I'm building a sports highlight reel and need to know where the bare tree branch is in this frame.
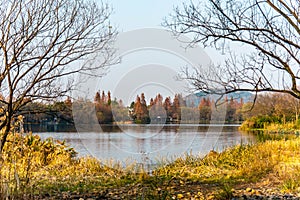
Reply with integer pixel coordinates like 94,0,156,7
0,0,116,151
164,0,300,100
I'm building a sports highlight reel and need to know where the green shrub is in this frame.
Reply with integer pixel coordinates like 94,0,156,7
240,116,281,130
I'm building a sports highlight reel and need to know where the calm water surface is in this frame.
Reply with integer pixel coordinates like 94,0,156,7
36,124,255,167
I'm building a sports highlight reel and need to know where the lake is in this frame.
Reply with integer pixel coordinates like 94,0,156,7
36,124,255,169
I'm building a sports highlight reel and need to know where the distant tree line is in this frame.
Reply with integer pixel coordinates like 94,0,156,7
8,91,246,129
12,91,128,128
129,93,245,124
129,93,185,124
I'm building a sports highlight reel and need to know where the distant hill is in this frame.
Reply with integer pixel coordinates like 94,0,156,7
184,91,254,107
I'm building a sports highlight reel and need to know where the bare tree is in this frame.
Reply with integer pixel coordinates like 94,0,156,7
164,0,300,99
0,0,116,151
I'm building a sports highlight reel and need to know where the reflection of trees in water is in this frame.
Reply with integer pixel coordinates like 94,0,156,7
197,125,209,132
161,125,179,133
24,123,123,133
24,123,77,133
100,124,122,133
24,122,241,135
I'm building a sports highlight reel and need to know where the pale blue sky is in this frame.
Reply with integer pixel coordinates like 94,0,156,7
89,0,226,104
95,0,281,106
108,0,188,31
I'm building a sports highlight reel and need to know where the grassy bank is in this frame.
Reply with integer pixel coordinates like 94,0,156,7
240,116,300,135
1,132,300,199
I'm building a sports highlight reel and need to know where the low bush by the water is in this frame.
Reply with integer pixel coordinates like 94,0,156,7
239,116,282,130
240,116,300,135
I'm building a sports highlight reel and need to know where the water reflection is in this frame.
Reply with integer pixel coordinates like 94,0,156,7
36,124,255,169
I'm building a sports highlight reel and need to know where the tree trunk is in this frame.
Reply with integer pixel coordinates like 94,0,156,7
0,115,12,152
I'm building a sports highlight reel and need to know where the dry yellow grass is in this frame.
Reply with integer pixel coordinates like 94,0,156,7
1,132,300,199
